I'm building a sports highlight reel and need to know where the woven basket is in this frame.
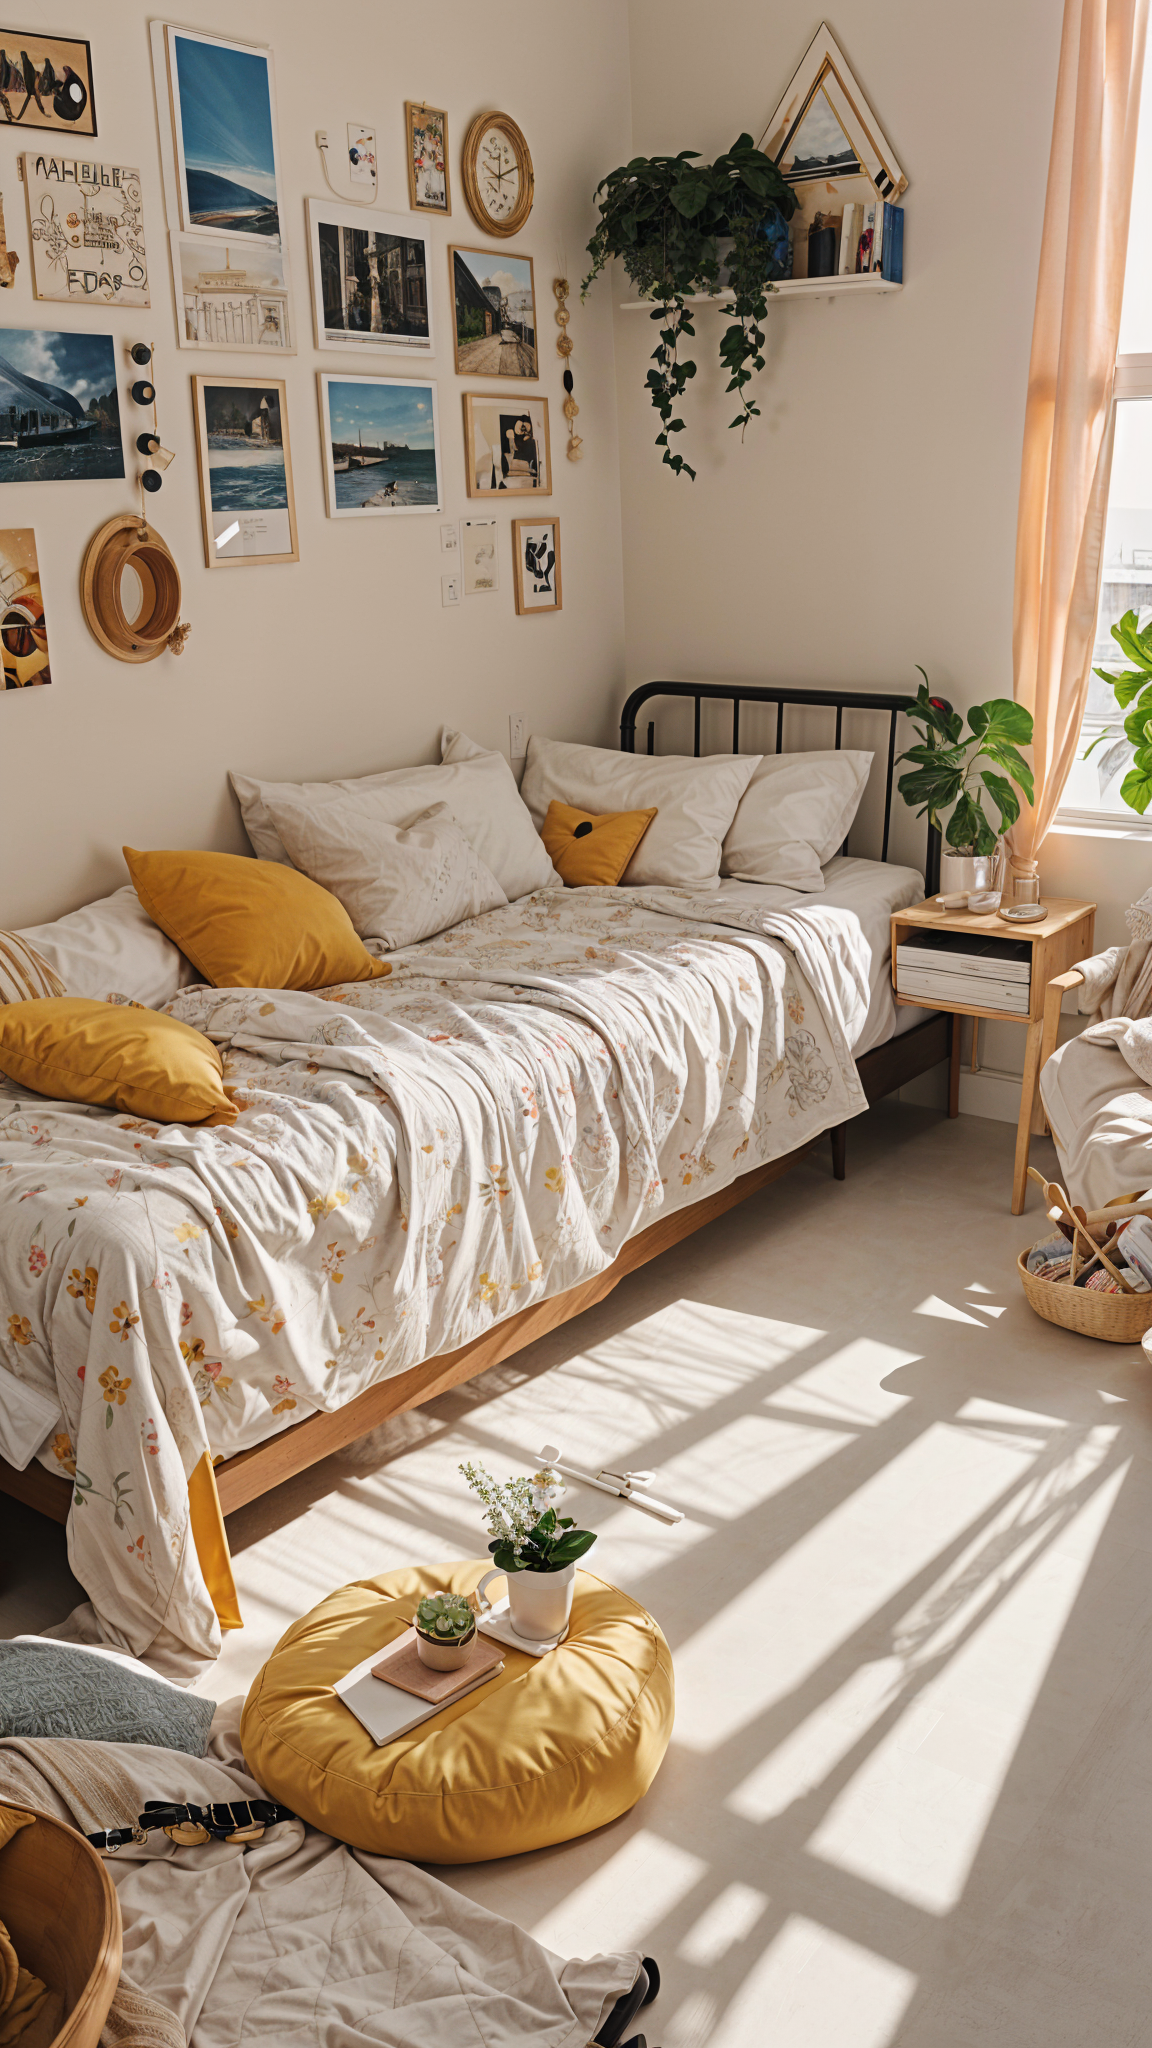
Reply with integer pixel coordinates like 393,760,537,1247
1017,1245,1152,1343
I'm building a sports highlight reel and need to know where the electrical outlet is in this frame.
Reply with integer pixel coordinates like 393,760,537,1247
509,714,526,759
315,129,328,150
441,573,460,607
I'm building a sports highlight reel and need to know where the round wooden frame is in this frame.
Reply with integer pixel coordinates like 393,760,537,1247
460,111,534,238
80,515,185,664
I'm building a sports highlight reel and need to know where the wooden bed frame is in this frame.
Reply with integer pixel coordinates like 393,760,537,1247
1,681,951,1529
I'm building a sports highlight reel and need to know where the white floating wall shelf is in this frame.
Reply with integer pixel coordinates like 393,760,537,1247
619,276,902,312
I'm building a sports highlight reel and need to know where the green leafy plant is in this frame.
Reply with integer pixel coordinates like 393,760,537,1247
1084,607,1152,813
460,1458,597,1575
895,669,1035,855
581,136,796,479
414,1590,476,1642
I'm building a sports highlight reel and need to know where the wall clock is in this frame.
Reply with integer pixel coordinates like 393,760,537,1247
460,112,534,237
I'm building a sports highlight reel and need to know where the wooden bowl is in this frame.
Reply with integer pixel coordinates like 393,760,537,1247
0,1808,121,2047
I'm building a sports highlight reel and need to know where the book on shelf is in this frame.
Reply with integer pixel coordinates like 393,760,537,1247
895,931,1031,1013
369,1625,503,1704
857,200,878,273
838,203,863,276
880,202,903,283
335,1635,504,1746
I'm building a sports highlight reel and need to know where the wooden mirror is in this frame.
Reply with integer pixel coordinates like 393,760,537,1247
80,514,190,663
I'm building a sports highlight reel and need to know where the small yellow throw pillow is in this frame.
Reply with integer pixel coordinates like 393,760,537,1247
540,800,659,888
124,847,389,992
0,998,238,1126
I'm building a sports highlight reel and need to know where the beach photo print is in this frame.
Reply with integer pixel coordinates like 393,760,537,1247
318,373,442,518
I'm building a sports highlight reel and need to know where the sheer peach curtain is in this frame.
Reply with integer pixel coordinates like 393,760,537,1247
1008,0,1149,886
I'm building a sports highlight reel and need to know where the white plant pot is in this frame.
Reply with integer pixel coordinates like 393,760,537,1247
476,1555,588,1641
415,1625,475,1670
940,850,999,898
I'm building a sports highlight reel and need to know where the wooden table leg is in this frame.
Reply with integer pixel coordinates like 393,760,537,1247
948,1014,961,1118
1013,1015,1046,1214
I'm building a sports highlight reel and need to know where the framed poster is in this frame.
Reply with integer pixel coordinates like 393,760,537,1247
170,230,292,353
23,152,148,306
0,31,94,135
305,197,433,356
164,26,282,243
192,375,298,568
317,372,442,518
450,246,537,378
462,393,550,497
0,328,122,479
512,518,561,614
461,515,499,594
0,528,49,687
405,102,450,214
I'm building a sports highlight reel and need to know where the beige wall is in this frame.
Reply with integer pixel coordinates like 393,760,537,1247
1,0,631,928
618,0,1152,1104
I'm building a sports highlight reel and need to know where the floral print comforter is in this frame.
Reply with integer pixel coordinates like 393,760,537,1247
0,886,869,1661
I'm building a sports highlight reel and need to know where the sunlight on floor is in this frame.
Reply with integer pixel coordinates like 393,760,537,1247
694,1916,916,2048
530,1830,706,1954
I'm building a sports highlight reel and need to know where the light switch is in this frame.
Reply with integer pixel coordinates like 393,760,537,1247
441,573,461,606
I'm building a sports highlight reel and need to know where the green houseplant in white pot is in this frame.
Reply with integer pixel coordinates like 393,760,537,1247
461,1459,597,1643
413,1589,478,1670
895,670,1035,894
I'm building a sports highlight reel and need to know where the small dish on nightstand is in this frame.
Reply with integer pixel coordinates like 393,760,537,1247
966,891,1001,914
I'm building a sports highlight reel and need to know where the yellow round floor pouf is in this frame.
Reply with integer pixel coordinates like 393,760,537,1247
240,1561,674,1864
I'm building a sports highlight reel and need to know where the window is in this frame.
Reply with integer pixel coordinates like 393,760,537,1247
1059,35,1152,831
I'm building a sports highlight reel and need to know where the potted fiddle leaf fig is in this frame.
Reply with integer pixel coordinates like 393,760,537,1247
581,135,796,479
896,670,1035,889
1084,606,1152,813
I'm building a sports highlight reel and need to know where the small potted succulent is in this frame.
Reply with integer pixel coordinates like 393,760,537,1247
413,1589,477,1670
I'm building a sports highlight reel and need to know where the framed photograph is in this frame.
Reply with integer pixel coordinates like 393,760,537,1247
170,230,293,353
450,246,537,378
461,515,499,595
512,518,561,614
462,393,550,496
192,375,298,568
23,152,148,307
405,102,450,215
0,529,49,688
317,373,442,518
0,30,94,135
305,197,432,356
0,329,122,480
164,26,282,243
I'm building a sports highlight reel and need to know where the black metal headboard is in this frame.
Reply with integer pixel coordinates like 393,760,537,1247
619,680,942,895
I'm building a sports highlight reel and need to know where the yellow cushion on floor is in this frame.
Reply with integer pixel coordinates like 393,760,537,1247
240,1562,674,1864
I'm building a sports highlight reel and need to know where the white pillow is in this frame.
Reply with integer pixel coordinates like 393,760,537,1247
264,793,507,952
14,885,198,1006
519,737,760,891
231,745,558,902
721,750,873,890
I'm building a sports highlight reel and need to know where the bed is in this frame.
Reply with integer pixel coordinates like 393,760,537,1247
0,682,949,1663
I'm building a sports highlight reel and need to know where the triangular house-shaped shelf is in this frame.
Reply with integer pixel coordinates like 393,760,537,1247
759,23,907,280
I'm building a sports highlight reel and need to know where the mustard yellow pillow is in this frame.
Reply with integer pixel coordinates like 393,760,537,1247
123,847,389,992
0,998,237,1126
540,801,658,887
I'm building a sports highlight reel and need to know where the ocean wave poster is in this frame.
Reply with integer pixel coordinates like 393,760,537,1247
167,27,281,245
0,328,122,480
317,372,442,519
193,374,298,568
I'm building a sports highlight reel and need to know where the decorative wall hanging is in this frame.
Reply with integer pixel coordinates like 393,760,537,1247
192,373,298,568
405,102,450,215
461,515,498,594
126,342,175,498
462,393,550,497
305,198,433,356
22,151,148,305
553,278,581,460
315,122,378,207
460,112,533,237
758,22,907,281
0,31,94,136
0,328,123,480
317,371,442,517
450,246,537,378
0,528,49,688
149,23,296,355
512,517,560,614
80,514,189,662
0,194,16,284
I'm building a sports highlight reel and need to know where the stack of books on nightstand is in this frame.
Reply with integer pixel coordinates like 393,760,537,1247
895,930,1032,1014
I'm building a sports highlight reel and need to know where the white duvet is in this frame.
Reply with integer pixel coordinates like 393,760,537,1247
0,883,888,1663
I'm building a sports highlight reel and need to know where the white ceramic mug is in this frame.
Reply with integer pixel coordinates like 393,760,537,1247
475,1560,578,1641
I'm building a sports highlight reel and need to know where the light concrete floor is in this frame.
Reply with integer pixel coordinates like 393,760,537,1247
5,1100,1152,2048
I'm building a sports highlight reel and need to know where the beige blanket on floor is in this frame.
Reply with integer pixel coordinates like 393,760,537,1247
0,1709,635,2047
1074,886,1152,1020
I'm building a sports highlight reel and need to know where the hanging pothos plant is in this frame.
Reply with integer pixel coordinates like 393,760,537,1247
581,134,796,480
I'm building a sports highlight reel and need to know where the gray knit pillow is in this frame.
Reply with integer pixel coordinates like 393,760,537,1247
0,1639,215,1756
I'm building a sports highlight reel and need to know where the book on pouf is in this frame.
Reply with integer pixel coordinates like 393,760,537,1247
370,1626,503,1702
334,1629,505,1747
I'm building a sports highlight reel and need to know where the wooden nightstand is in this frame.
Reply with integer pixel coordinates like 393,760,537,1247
890,897,1096,1214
